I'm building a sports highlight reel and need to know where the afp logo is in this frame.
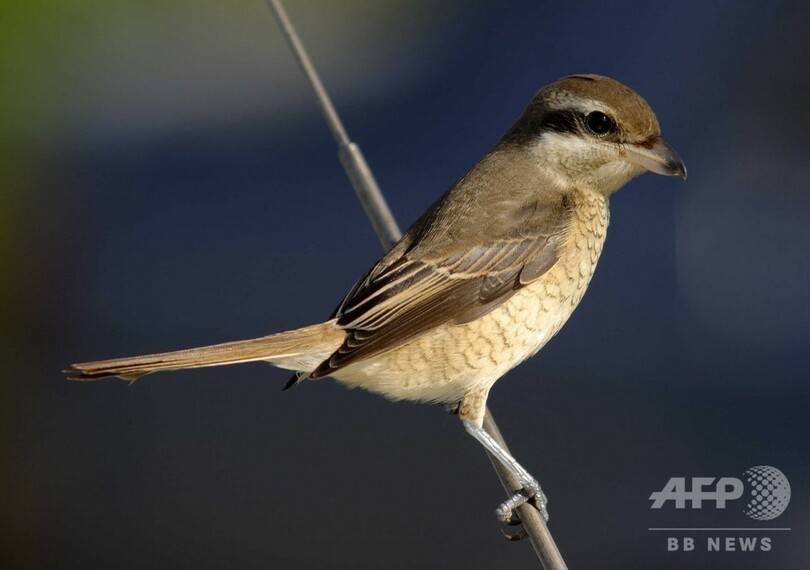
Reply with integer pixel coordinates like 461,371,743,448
649,465,791,520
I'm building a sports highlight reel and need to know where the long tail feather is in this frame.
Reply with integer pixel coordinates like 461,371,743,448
66,321,344,382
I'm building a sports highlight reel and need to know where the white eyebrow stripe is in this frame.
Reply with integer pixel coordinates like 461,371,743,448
549,95,615,117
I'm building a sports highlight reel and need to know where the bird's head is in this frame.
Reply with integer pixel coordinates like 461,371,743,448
502,74,686,195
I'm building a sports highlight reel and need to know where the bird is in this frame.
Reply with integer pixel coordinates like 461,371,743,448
67,74,686,524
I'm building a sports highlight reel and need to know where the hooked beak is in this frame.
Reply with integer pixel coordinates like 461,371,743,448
624,137,687,179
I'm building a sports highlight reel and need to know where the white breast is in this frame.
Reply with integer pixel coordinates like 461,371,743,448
333,191,610,405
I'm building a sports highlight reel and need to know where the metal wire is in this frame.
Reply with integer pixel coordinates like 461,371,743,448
265,2,567,567
266,0,401,248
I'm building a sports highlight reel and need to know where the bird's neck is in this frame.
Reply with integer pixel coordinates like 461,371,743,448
569,188,610,253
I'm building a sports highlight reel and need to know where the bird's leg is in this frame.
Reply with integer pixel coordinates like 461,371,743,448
462,419,549,523
457,389,548,524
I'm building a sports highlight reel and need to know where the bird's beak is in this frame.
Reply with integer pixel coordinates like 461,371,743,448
624,137,687,179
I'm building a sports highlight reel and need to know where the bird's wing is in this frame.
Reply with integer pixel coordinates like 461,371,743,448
310,192,572,378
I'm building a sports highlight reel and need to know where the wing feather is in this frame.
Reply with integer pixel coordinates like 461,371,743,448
311,151,574,379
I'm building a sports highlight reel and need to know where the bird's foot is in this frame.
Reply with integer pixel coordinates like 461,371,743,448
459,418,550,527
495,477,549,525
500,506,527,541
502,527,529,541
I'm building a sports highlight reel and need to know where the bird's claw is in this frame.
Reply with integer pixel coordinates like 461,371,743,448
501,527,529,541
504,510,523,526
495,479,549,526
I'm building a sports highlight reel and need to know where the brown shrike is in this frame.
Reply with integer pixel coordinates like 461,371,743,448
68,74,686,523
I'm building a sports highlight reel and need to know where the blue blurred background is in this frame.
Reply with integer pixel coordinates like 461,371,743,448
2,0,808,568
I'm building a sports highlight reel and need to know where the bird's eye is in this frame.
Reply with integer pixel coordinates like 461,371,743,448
585,111,615,135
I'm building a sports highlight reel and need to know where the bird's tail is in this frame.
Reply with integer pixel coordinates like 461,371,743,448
66,321,345,382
